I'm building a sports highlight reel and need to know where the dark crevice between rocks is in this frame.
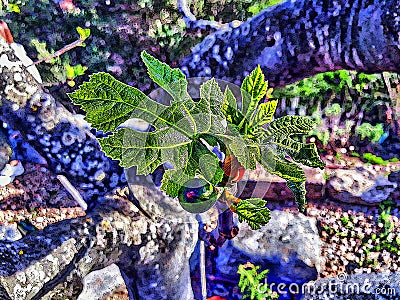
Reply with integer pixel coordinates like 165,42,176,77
30,237,90,300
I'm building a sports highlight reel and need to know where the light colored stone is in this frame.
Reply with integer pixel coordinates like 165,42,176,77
216,210,323,288
0,223,23,241
10,43,42,83
327,167,397,205
0,175,11,186
77,264,127,300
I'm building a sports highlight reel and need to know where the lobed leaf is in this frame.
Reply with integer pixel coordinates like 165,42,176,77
260,115,324,174
250,99,278,127
141,50,190,103
226,124,259,170
68,72,167,133
222,86,246,127
199,78,224,117
161,139,224,197
233,198,270,230
260,146,306,183
262,115,314,138
69,54,226,199
241,65,268,123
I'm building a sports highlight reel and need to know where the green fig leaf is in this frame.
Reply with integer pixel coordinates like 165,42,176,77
250,99,278,127
233,198,270,230
141,50,190,103
241,65,268,123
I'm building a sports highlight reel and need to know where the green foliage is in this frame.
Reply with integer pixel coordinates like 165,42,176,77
65,64,88,87
189,0,270,23
362,152,390,166
149,17,186,50
6,3,21,13
324,103,342,117
30,39,55,63
371,204,399,255
355,202,400,267
247,0,283,15
237,263,279,300
274,70,398,148
29,26,89,85
356,123,384,143
274,70,352,101
233,199,270,230
223,66,324,210
69,52,324,226
141,50,189,102
76,26,90,40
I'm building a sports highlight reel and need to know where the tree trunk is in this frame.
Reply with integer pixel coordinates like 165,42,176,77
180,0,400,88
0,38,197,300
1,0,400,298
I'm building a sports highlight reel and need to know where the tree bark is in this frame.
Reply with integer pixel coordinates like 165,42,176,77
0,39,197,300
180,0,400,88
1,0,400,298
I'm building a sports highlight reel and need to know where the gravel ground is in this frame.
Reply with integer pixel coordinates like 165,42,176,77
0,162,85,229
1,158,399,299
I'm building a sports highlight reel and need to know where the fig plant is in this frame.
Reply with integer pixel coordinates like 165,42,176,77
237,262,279,300
68,51,324,229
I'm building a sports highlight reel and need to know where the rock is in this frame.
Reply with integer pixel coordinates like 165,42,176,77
216,210,322,299
389,170,400,183
125,167,198,300
327,167,397,205
0,175,11,186
77,264,128,300
0,160,24,186
233,210,323,270
7,129,47,165
0,131,12,171
9,43,42,84
0,161,24,178
0,223,23,241
303,272,400,299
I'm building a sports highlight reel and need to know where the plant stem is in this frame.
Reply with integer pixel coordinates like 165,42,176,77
33,38,85,65
200,240,207,300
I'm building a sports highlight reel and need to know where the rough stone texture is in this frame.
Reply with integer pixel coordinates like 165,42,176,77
327,167,397,205
125,167,198,300
77,264,127,300
0,38,198,300
0,38,125,206
389,170,400,203
0,40,38,109
180,0,400,88
0,191,197,300
216,210,322,299
234,210,323,272
0,131,12,172
303,271,400,299
0,222,22,242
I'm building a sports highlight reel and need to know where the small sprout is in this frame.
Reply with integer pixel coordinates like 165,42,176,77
76,26,91,40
